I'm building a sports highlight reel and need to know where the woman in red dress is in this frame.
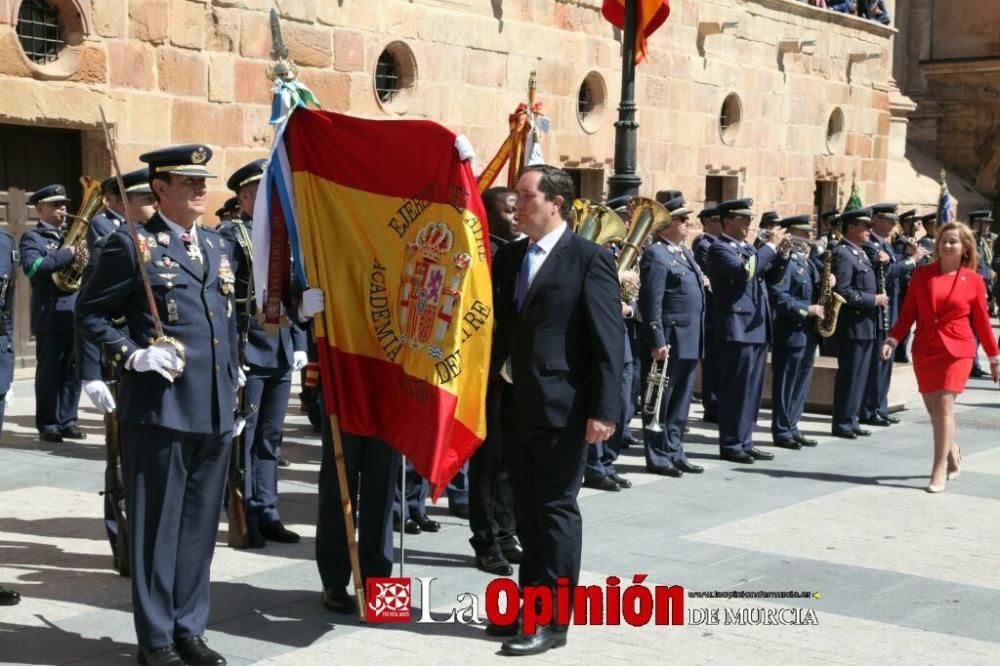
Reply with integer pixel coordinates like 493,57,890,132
882,222,1000,493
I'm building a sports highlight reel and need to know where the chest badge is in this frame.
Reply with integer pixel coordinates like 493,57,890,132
157,232,170,246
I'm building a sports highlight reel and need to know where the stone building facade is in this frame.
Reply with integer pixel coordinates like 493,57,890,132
0,0,904,368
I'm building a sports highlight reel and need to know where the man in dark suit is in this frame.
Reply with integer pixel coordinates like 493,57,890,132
221,158,307,548
0,226,19,606
831,208,885,439
638,195,705,476
489,165,623,656
20,184,85,443
706,199,787,464
76,144,237,666
693,207,720,423
768,215,824,449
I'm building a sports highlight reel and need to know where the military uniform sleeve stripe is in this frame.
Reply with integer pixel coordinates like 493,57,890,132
25,256,45,280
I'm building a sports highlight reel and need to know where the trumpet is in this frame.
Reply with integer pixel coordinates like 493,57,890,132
788,237,819,255
642,356,670,433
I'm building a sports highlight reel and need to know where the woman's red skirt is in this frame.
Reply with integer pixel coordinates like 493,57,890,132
914,348,973,394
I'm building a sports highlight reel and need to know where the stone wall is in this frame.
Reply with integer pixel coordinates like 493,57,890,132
0,0,897,218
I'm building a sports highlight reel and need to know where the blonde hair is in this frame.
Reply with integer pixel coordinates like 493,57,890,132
934,221,978,270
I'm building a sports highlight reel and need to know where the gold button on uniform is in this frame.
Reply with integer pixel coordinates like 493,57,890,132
213,338,219,346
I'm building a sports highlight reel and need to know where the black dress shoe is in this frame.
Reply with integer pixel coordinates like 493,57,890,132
773,438,802,450
60,426,87,440
501,626,567,656
403,518,422,534
703,414,719,424
749,448,775,461
277,456,291,468
449,503,470,519
260,520,300,543
853,428,872,437
174,636,226,665
794,434,819,447
675,461,704,474
500,541,523,564
970,366,988,378
137,645,186,666
413,514,441,532
883,414,900,424
622,434,641,449
582,476,621,491
860,415,891,427
476,552,513,576
646,465,683,477
39,432,62,443
321,587,356,614
486,616,520,637
0,585,21,605
720,451,754,464
832,430,857,439
610,472,632,489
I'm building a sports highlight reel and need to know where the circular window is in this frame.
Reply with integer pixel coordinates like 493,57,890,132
576,71,607,135
12,0,89,79
826,107,846,154
16,0,63,64
373,41,417,115
719,93,742,146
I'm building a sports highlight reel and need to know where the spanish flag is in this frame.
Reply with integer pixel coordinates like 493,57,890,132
262,108,493,493
602,0,671,64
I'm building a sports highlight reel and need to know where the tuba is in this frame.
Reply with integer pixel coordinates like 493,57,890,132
52,175,103,293
618,197,669,271
572,199,627,247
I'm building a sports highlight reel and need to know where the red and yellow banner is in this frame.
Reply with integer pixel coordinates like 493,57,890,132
602,0,671,64
284,109,493,493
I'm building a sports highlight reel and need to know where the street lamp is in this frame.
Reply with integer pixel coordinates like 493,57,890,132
607,0,640,202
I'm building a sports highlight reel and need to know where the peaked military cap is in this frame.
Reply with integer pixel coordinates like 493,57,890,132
917,212,937,224
899,209,917,222
717,198,754,217
139,144,216,178
839,207,873,228
664,195,691,217
655,190,683,206
227,158,268,194
870,202,899,220
697,207,719,220
967,209,993,223
101,168,152,196
215,196,240,219
779,214,812,230
760,211,780,227
820,208,840,222
28,184,69,206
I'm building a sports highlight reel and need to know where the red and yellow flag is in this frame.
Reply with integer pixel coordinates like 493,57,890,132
283,109,493,493
602,0,671,63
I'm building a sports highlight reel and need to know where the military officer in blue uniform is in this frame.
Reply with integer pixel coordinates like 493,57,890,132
75,145,237,666
754,210,781,250
220,158,307,548
859,203,925,426
768,215,824,449
638,195,706,475
20,184,85,442
87,169,155,248
693,207,720,422
0,226,17,606
830,208,885,439
215,196,239,224
706,198,788,463
78,172,157,574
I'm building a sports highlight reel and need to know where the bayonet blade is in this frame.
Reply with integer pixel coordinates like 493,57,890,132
269,9,288,61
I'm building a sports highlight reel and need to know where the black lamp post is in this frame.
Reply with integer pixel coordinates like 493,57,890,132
607,0,641,202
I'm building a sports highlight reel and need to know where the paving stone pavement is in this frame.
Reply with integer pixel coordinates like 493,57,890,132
1,342,998,664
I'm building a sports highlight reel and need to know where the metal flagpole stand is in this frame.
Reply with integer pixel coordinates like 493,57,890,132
399,455,406,577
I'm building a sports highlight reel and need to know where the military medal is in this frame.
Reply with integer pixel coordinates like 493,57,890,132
157,232,170,246
137,236,151,263
162,256,174,268
218,256,235,295
166,298,179,323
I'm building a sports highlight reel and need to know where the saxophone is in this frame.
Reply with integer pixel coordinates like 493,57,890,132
816,249,846,338
52,175,103,292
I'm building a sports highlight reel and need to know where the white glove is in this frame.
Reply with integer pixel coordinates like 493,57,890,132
83,380,116,414
238,366,247,388
3,388,12,407
127,344,183,382
297,288,324,321
292,351,308,371
234,417,246,437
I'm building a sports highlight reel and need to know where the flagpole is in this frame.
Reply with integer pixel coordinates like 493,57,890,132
265,8,366,621
399,454,406,577
608,0,641,201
